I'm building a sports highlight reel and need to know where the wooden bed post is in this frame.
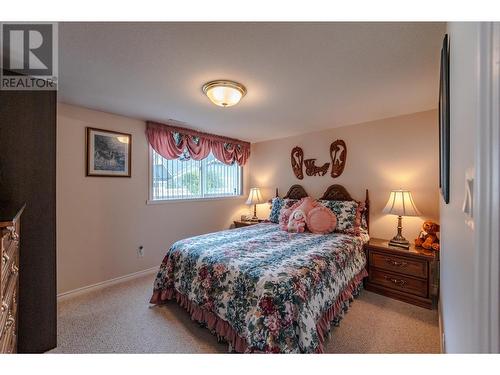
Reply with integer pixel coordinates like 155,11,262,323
365,189,370,234
267,187,280,206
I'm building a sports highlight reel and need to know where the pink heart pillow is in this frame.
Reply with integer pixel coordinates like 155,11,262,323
306,206,337,234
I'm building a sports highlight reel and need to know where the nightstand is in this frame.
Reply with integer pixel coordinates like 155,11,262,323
233,220,261,228
364,238,439,309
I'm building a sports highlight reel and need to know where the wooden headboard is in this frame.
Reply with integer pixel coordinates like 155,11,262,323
283,184,309,199
276,184,370,233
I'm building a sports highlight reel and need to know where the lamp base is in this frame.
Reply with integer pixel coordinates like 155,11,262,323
249,204,259,222
388,237,410,249
388,215,410,249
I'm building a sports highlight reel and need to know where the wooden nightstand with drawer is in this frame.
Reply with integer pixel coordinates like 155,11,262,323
233,220,262,228
364,238,439,309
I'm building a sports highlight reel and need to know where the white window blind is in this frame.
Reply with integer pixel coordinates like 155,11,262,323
151,149,242,201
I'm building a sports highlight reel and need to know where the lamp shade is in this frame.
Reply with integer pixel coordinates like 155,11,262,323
382,190,421,217
246,188,263,205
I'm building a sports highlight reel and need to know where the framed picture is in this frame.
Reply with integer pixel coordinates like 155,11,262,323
86,127,132,177
439,34,450,204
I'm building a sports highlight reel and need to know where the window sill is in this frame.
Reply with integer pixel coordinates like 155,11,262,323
146,195,245,205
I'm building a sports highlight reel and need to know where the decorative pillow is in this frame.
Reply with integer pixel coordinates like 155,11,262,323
269,197,299,223
306,206,337,234
279,207,293,230
361,209,368,230
318,200,365,235
269,197,283,223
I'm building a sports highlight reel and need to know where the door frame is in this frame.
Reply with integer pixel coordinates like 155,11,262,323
474,21,500,353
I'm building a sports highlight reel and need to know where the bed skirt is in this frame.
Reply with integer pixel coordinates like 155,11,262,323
150,268,368,353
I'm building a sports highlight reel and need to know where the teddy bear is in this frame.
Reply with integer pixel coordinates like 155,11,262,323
414,221,440,251
287,209,307,233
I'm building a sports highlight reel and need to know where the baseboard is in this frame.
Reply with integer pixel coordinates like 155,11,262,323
57,266,158,301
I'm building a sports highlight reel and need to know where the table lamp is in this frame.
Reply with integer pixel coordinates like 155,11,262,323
383,189,421,249
246,187,263,222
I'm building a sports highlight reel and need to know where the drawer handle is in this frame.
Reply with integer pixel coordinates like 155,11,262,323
6,315,15,328
384,258,408,267
7,226,19,241
384,275,406,287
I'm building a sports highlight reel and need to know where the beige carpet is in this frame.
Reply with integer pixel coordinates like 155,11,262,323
49,273,440,354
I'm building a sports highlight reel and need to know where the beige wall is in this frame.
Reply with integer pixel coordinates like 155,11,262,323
250,110,439,242
57,103,249,294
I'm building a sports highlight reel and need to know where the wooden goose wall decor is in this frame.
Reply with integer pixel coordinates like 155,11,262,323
330,139,347,178
290,146,304,180
290,140,347,179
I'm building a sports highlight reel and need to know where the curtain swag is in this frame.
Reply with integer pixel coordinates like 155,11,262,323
145,121,251,166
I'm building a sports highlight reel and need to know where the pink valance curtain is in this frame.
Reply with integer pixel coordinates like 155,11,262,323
145,121,250,166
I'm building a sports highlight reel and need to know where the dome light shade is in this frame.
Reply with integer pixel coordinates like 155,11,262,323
202,80,246,107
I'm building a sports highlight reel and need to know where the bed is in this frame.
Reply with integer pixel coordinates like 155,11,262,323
150,184,370,353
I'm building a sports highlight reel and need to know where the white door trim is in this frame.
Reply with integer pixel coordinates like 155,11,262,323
474,21,500,353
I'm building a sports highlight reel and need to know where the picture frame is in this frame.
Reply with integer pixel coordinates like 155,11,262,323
86,127,132,177
439,34,450,204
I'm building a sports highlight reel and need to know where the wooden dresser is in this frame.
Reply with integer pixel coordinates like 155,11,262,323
0,203,25,353
364,238,439,309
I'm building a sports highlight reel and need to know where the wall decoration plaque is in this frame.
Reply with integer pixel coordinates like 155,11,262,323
304,159,330,176
329,139,347,178
291,146,304,180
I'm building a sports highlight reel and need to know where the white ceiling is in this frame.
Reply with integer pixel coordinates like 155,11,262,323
58,22,445,143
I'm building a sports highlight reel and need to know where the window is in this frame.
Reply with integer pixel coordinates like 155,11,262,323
150,148,242,201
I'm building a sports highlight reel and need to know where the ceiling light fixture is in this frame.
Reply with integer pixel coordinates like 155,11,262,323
202,80,247,107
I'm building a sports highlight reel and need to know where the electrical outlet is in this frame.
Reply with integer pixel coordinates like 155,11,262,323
137,246,144,257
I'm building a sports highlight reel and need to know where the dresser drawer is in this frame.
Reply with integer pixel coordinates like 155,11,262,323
0,300,8,337
0,296,15,343
1,237,18,296
8,328,17,353
0,320,16,353
370,251,427,278
369,268,428,298
0,275,17,344
1,230,14,254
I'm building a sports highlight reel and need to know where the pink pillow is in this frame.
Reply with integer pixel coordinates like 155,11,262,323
306,206,337,234
279,207,293,231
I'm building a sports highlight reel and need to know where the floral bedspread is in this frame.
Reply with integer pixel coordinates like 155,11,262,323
151,223,368,353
